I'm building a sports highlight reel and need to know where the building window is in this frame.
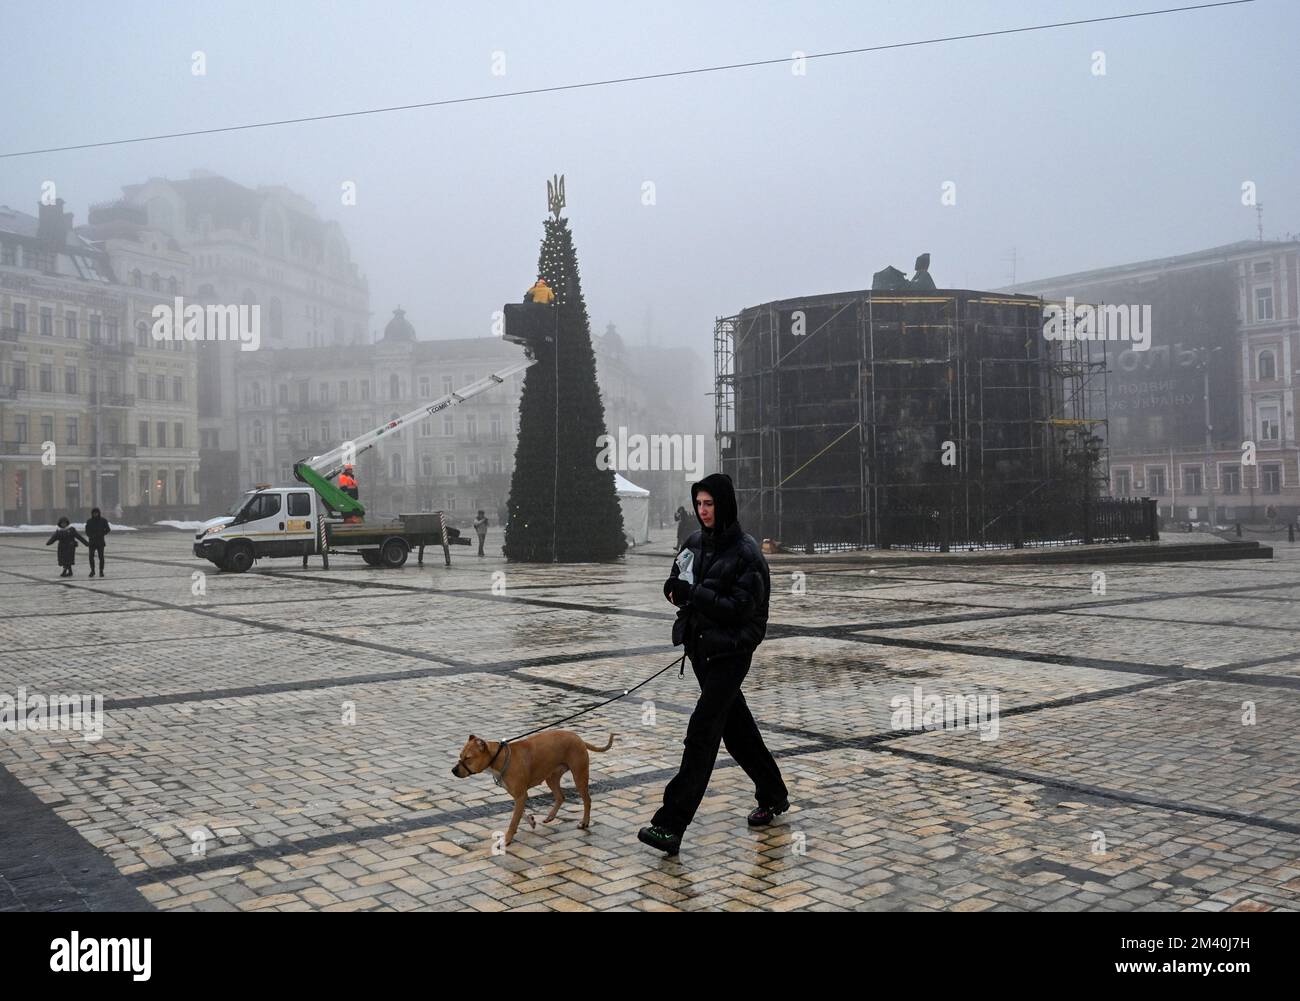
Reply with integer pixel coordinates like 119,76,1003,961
106,317,119,343
465,414,477,440
89,315,101,342
137,320,150,347
468,454,480,477
139,421,150,447
131,269,142,287
252,421,265,446
1145,466,1167,496
1221,464,1241,495
1113,468,1131,496
420,419,433,437
360,380,370,401
278,384,289,406
442,376,454,395
339,381,349,402
1181,465,1203,496
319,383,329,403
444,455,456,476
419,376,430,398
13,303,26,333
64,311,77,339
442,415,454,437
320,421,330,441
1254,286,1274,322
156,375,166,401
1259,403,1281,441
0,243,13,266
1261,462,1282,493
490,414,502,440
174,422,184,448
40,416,53,441
421,455,433,477
150,273,161,292
138,375,149,400
66,417,78,446
174,469,186,504
391,454,403,480
390,374,401,400
156,422,166,447
65,366,77,394
174,376,184,402
39,308,52,336
15,416,27,443
13,365,26,391
1258,349,1277,381
39,364,52,392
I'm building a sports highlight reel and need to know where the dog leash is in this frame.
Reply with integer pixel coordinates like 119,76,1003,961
501,649,688,744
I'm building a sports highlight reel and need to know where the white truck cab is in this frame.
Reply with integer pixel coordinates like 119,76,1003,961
194,486,320,571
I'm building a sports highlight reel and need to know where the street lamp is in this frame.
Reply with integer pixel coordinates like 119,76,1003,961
1200,345,1222,528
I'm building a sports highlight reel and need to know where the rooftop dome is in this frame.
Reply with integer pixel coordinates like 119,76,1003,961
383,306,416,341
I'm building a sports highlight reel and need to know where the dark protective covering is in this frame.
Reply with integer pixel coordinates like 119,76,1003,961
714,289,1112,551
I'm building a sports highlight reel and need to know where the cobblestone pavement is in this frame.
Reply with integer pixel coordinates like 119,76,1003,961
1,530,1297,912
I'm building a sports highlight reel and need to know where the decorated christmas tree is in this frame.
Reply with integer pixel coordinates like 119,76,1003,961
503,177,626,562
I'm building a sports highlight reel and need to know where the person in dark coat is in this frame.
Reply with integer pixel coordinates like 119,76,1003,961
46,517,90,578
84,507,110,577
473,510,489,557
639,472,789,855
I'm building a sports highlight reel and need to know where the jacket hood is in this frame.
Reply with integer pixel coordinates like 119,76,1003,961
691,472,739,533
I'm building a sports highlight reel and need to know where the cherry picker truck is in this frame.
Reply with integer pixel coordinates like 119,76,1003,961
193,357,537,572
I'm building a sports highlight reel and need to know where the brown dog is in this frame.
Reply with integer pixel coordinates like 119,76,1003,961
452,731,615,845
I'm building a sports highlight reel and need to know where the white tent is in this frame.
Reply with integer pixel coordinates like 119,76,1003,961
614,472,650,545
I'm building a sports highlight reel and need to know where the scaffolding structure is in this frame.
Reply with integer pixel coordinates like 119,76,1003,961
714,289,1111,550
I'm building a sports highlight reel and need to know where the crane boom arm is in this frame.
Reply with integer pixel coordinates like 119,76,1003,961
293,356,536,516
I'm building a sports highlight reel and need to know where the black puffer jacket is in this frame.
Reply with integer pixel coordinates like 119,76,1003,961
664,473,770,665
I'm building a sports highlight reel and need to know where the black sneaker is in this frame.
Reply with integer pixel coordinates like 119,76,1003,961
638,825,681,855
747,799,790,826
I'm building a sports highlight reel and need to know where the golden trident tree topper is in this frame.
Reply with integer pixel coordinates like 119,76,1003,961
547,174,566,219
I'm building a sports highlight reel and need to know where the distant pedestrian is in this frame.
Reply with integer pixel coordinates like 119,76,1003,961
84,507,111,577
674,504,691,549
46,517,90,578
474,509,489,556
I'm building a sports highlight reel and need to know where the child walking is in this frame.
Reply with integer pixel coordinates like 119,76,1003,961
46,517,91,578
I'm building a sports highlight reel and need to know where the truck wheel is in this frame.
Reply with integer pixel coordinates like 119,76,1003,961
380,538,409,568
224,542,255,574
360,549,381,566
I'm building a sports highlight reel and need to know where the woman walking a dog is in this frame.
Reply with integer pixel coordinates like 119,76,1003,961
639,472,789,856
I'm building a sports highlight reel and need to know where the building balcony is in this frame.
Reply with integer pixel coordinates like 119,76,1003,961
88,340,135,357
90,391,136,407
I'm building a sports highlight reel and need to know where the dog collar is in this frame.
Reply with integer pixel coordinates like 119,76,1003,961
489,740,510,788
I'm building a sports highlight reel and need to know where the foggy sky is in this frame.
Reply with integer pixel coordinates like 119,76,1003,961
3,0,1297,351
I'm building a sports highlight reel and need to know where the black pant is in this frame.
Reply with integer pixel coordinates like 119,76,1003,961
652,648,787,835
88,544,104,573
476,532,486,555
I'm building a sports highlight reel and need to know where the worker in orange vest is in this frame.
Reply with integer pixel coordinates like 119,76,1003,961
339,464,359,500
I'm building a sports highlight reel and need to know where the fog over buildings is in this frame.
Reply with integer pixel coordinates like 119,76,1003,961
1,0,1297,531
